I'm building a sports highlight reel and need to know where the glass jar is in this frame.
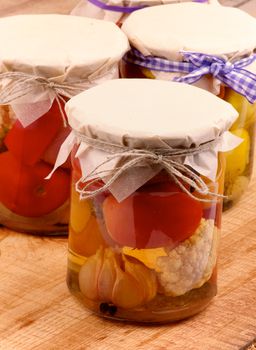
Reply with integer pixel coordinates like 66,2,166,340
121,3,256,209
62,79,239,322
0,14,129,234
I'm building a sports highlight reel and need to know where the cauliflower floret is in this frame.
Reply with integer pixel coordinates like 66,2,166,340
156,219,218,297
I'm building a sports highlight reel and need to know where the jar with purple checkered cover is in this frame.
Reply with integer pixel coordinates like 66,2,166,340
70,0,212,27
120,2,256,209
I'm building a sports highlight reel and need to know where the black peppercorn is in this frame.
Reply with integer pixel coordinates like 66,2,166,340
99,302,118,316
108,304,117,316
100,303,109,314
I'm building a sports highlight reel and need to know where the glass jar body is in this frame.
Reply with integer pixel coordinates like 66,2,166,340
67,151,224,323
120,61,256,209
0,101,71,234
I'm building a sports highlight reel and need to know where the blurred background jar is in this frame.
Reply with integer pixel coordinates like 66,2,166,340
63,79,240,322
71,0,213,26
120,2,256,209
0,14,129,234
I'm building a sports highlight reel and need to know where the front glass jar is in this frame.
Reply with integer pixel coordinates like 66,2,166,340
63,79,239,323
120,3,256,209
0,14,129,234
67,152,224,322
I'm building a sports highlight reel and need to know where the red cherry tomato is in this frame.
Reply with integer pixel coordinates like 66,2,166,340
4,99,65,165
0,152,70,217
103,182,203,249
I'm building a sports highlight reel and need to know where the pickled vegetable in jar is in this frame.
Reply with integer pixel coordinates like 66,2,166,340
121,3,256,209
0,14,129,234
71,0,211,26
59,79,240,322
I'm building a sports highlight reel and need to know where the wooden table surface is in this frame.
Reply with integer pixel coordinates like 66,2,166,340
0,1,255,350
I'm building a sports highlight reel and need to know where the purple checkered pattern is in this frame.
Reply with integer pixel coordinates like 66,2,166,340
123,48,256,103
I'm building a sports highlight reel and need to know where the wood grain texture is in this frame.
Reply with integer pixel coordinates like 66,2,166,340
0,1,255,349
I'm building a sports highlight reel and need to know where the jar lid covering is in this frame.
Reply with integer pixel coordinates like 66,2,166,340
66,79,238,148
0,14,129,78
121,3,256,60
57,79,241,201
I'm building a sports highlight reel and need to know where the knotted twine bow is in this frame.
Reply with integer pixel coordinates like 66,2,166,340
123,49,256,103
74,132,224,202
0,72,100,126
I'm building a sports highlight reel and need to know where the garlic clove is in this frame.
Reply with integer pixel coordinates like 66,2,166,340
79,248,157,309
79,247,104,301
124,255,157,303
97,249,117,301
112,261,144,309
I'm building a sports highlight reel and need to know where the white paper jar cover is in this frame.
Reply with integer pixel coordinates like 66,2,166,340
71,0,214,25
63,79,240,202
122,3,256,58
0,14,129,126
